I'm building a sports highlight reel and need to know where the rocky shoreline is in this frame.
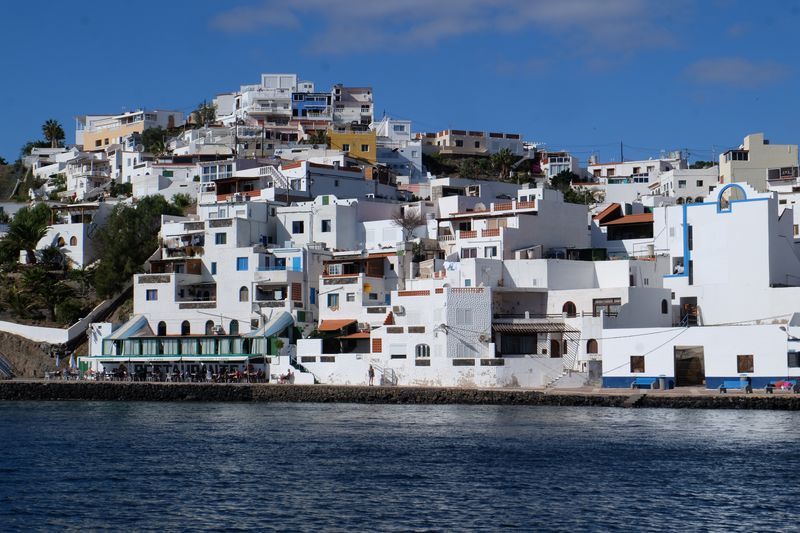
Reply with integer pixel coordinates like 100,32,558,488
1,381,800,409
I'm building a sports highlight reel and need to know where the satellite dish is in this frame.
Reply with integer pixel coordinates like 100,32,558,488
135,144,145,153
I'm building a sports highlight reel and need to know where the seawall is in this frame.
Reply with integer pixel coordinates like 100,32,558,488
2,381,800,409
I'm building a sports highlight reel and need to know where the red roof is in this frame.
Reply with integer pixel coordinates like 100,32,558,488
318,319,356,332
602,213,654,226
338,331,371,339
593,203,622,222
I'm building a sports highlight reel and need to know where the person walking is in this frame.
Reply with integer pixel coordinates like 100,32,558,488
368,365,375,386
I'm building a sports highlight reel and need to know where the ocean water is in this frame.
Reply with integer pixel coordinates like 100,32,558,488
1,402,797,531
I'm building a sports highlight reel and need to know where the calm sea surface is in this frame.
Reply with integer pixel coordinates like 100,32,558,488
1,402,797,531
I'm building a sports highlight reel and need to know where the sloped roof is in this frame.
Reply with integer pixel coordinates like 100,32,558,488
318,319,357,331
602,213,653,226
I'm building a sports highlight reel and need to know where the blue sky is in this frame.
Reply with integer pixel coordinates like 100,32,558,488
2,0,799,165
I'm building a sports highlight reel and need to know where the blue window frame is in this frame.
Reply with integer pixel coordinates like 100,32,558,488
146,289,158,301
211,262,217,275
236,257,249,271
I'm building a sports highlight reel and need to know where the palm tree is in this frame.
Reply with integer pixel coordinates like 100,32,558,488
3,205,49,264
42,119,65,149
490,148,517,180
68,265,94,299
22,267,75,321
2,285,39,319
306,129,329,146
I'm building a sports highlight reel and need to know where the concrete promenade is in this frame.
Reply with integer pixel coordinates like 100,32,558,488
1,380,800,409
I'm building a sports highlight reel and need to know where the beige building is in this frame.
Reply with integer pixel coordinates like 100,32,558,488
77,110,184,152
419,130,524,157
719,133,798,192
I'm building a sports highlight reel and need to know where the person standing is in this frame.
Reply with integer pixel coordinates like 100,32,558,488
368,365,375,386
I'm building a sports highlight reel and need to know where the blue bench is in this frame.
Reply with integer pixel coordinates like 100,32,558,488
631,377,657,389
719,380,752,394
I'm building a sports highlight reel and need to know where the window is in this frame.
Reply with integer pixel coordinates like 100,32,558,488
461,247,477,259
593,169,601,177
157,321,167,336
632,167,641,174
368,293,378,300
95,140,102,147
415,344,430,358
630,356,645,373
661,299,669,314
411,150,418,157
393,124,406,132
327,293,339,308
181,321,190,335
390,344,407,359
606,168,615,177
346,293,355,302
215,232,227,245
455,140,464,147
586,339,598,354
593,298,621,317
562,301,577,317
360,144,369,152
146,289,158,301
211,262,217,275
239,286,249,302
484,246,497,258
205,320,215,335
455,308,473,326
474,141,480,148
321,219,332,232
292,221,305,234
236,257,249,271
342,143,350,152
229,320,239,335
696,180,703,187
678,180,686,188
737,354,754,373
788,352,800,368
69,236,77,246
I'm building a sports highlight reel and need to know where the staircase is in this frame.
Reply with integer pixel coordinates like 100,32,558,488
0,354,15,379
373,364,398,386
545,370,590,389
264,165,289,190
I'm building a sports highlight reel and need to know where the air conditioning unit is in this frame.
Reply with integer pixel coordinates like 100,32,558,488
392,305,405,315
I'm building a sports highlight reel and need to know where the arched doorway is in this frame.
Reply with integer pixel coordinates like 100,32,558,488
562,301,576,317
586,339,598,354
69,236,77,246
550,339,561,358
181,321,190,335
157,321,167,336
229,320,239,335
205,320,215,335
239,286,249,302
661,299,669,314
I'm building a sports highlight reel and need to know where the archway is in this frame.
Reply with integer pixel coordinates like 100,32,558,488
586,339,598,354
181,321,190,335
661,299,669,314
239,286,249,302
157,321,167,336
229,320,239,335
415,344,430,358
676,197,684,205
562,301,577,317
69,236,77,246
205,320,215,335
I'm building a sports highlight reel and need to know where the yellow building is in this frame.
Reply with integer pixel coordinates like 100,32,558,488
78,110,183,151
327,129,376,164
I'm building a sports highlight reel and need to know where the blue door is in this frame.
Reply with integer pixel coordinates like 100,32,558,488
292,257,302,271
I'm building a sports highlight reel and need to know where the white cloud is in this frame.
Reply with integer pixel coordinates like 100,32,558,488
210,0,678,55
684,57,789,88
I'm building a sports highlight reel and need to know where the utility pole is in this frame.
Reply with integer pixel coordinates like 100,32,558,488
620,141,624,162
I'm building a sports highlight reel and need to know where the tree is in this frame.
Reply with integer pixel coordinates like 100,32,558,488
550,170,596,205
20,140,50,158
2,285,39,319
171,193,192,212
0,203,50,264
42,119,65,149
142,127,168,156
305,130,329,146
68,265,94,299
490,148,517,180
391,207,427,241
39,244,68,271
551,170,581,191
93,196,183,298
0,156,7,166
690,160,715,169
21,267,75,321
192,100,216,127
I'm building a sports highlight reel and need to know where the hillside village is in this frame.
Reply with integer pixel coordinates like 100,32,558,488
3,71,800,390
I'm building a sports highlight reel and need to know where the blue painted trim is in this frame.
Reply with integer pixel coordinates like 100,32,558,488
664,190,768,280
602,376,675,389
